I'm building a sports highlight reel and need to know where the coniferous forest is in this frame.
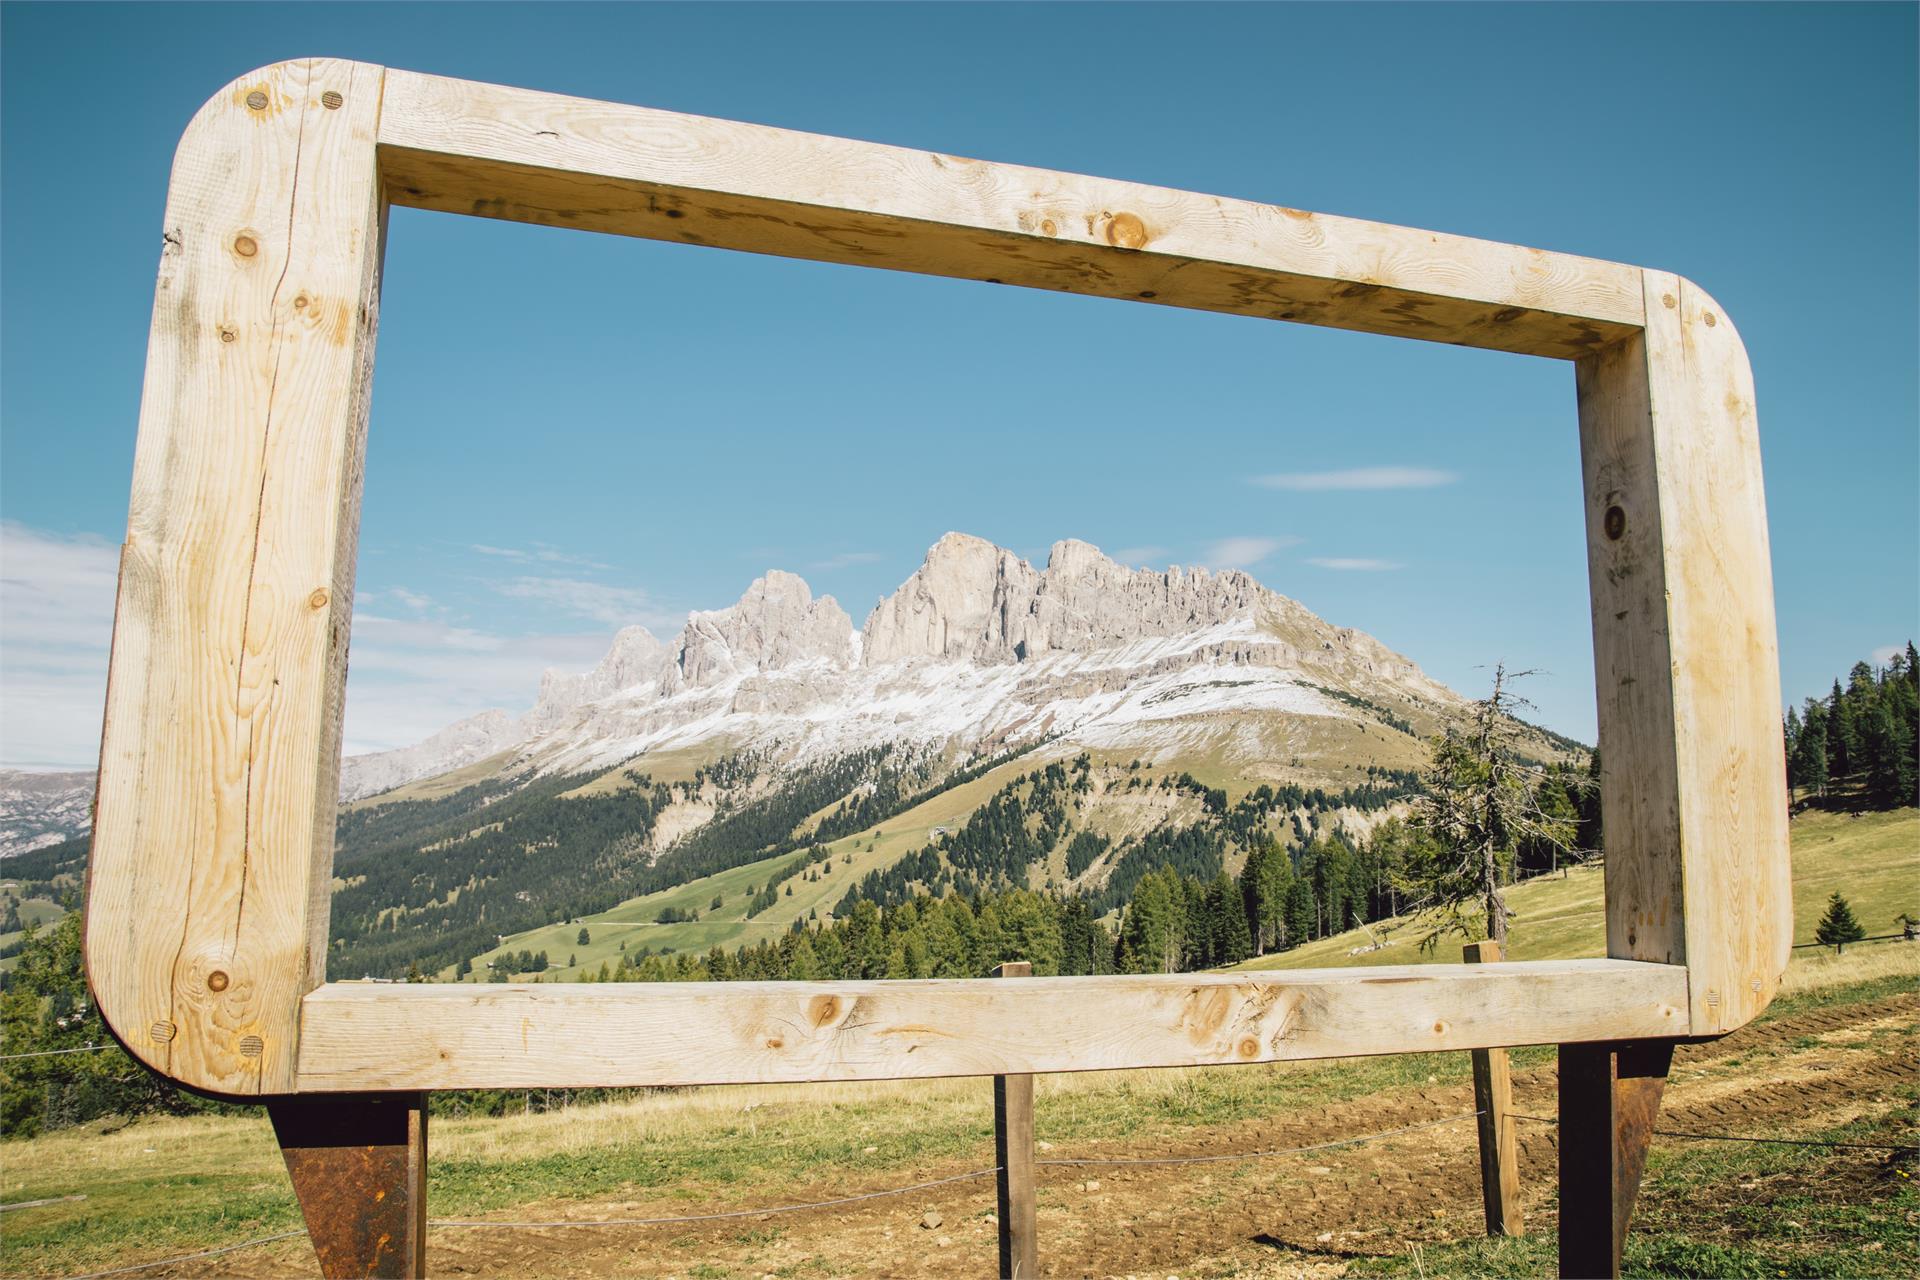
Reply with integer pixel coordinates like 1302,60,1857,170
1783,643,1919,810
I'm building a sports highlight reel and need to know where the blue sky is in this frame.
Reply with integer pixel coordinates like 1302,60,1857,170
2,2,1915,766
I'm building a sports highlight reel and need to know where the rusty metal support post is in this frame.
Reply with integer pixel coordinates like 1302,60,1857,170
1463,940,1523,1236
269,1091,429,1279
993,961,1038,1279
1557,1040,1672,1279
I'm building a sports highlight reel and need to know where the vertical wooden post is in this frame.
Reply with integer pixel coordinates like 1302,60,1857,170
1557,1040,1672,1279
993,961,1038,1279
1463,940,1523,1236
269,1092,429,1278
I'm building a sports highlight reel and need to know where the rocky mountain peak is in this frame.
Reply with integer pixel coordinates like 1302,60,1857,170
668,570,855,689
862,533,1270,666
526,624,671,735
327,531,1463,804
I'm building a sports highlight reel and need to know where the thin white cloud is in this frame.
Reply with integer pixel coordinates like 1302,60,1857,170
1307,557,1404,572
1111,545,1171,567
470,542,612,570
1252,466,1460,491
386,585,434,612
0,523,670,766
341,628,615,756
1201,535,1302,571
0,522,119,769
492,575,682,631
1870,644,1903,668
351,612,505,653
806,551,884,571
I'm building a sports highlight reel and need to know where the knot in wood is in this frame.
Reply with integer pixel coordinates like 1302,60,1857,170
1104,211,1148,250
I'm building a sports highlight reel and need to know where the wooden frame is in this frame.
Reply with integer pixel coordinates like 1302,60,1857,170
85,59,1790,1100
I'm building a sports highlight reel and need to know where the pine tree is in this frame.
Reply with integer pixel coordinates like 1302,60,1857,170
1814,892,1866,953
1397,666,1571,948
1792,699,1829,797
576,926,591,946
1863,699,1918,808
1210,872,1253,964
1828,679,1856,779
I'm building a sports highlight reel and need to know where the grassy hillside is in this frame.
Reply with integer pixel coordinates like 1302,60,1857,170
465,749,1422,979
1232,806,1919,971
463,754,1044,978
0,895,67,975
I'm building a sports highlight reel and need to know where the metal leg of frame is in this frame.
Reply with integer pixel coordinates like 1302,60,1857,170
1557,1040,1673,1279
268,1091,429,1279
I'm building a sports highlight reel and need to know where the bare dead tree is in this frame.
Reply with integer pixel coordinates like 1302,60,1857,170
1395,664,1585,949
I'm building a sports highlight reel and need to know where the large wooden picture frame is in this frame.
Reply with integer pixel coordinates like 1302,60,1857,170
85,59,1790,1105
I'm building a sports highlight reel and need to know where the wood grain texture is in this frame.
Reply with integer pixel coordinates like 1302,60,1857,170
1576,324,1688,975
1576,273,1791,1035
292,961,1687,1091
1641,273,1791,1033
82,59,386,1095
375,70,1641,359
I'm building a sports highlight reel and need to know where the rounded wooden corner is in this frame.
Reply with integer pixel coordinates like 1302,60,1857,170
169,59,385,189
78,923,177,1084
171,60,311,167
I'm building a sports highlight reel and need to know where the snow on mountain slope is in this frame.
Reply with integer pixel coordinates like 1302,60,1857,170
4,535,1467,830
0,769,94,858
339,534,1465,802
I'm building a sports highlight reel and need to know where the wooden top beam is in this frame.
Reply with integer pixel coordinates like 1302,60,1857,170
376,69,1642,359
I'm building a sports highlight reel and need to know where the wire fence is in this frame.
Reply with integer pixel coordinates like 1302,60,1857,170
430,1164,1003,1229
1506,1112,1918,1154
63,1231,310,1280
0,1043,112,1062
12,977,1915,1280
1791,931,1915,950
43,1101,1912,1279
38,1108,1488,1278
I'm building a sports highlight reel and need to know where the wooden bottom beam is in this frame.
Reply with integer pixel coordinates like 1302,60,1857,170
269,1091,429,1279
295,960,1689,1091
1557,1041,1673,1279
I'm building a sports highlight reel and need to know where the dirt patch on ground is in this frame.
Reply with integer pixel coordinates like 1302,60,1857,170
431,994,1919,1278
152,993,1918,1279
